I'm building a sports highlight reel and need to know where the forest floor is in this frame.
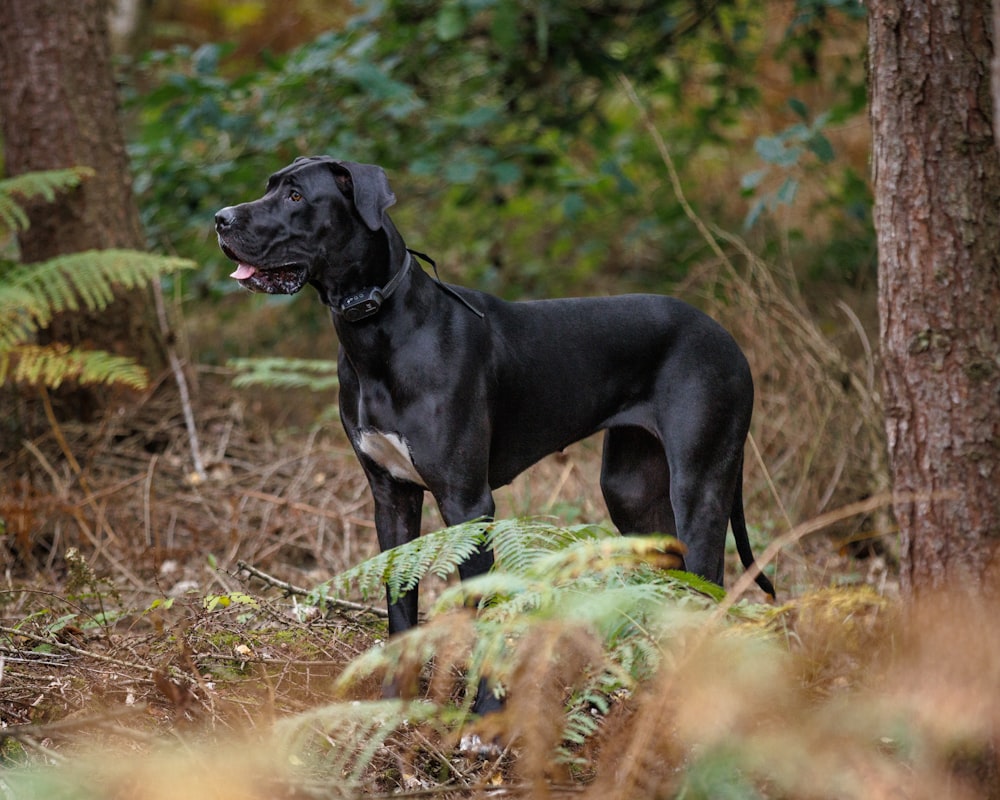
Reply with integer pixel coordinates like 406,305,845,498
6,368,990,798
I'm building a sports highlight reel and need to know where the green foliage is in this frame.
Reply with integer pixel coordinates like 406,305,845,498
326,518,739,753
313,518,656,607
228,356,339,392
0,167,94,233
310,520,495,606
0,169,194,390
202,591,259,612
124,2,776,297
126,0,874,305
741,99,835,229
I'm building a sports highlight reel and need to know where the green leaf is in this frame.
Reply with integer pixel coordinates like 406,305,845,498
807,132,835,163
743,196,767,230
44,613,78,635
562,193,586,220
444,157,483,185
788,97,810,120
490,161,522,186
776,175,799,205
491,0,520,51
753,135,786,165
740,168,769,192
436,4,467,41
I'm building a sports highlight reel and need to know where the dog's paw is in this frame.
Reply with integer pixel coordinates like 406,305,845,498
457,733,504,761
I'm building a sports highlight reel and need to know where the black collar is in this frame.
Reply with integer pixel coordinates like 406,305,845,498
338,252,412,323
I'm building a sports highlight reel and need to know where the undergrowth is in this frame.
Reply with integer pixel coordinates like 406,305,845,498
2,518,997,798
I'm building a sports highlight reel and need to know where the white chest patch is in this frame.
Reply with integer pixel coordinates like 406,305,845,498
357,430,426,487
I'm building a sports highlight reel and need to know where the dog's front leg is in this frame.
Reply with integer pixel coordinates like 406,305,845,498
368,470,425,635
436,491,497,583
435,491,504,717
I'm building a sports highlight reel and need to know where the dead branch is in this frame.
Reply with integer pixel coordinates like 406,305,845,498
0,624,157,678
241,488,376,528
152,278,207,483
235,559,388,619
0,705,149,744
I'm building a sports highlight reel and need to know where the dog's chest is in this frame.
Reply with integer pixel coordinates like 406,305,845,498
356,429,426,487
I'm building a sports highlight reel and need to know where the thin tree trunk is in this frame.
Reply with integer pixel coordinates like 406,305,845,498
0,0,163,414
869,0,1000,598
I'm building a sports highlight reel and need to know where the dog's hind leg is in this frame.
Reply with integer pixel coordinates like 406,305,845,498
602,423,738,587
661,419,745,586
600,426,677,537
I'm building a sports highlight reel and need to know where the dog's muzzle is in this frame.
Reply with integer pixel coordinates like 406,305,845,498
224,256,308,295
215,207,309,295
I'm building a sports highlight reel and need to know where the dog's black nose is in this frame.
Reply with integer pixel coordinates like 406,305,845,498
215,206,236,231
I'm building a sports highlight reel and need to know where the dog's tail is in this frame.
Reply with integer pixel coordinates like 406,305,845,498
731,458,776,599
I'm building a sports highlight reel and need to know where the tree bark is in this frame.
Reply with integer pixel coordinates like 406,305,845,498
0,0,163,408
869,0,1000,598
994,0,1000,146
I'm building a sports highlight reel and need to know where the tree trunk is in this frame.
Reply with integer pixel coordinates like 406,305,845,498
869,0,1000,597
0,0,163,414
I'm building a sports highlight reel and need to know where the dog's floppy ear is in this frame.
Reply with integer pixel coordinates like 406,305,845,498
332,161,396,231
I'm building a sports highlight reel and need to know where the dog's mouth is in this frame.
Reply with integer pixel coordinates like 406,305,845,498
220,242,308,295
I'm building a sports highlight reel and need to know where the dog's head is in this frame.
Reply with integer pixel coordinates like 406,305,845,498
215,156,396,294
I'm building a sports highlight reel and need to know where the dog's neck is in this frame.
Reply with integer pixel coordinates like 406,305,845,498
333,251,412,323
312,219,485,333
310,220,411,321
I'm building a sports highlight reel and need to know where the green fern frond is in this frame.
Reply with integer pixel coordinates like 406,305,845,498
314,518,779,778
228,356,339,391
665,569,728,602
0,167,94,234
524,534,687,583
431,571,549,619
314,521,490,605
0,249,194,352
488,518,615,575
0,343,148,389
275,699,437,785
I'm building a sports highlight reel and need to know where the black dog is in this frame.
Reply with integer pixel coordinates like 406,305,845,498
216,157,775,706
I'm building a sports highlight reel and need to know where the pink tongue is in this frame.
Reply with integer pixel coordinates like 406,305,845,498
230,264,257,280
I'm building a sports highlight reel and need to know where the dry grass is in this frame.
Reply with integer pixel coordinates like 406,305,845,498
2,562,998,798
1,359,996,796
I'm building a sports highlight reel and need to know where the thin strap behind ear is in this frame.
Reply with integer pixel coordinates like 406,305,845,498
407,248,485,319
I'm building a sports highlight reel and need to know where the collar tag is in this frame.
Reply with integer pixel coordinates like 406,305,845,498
338,253,411,323
341,288,384,322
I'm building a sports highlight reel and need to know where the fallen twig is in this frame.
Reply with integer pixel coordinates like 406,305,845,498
153,278,207,483
0,705,149,744
236,560,388,618
0,624,156,679
241,488,376,528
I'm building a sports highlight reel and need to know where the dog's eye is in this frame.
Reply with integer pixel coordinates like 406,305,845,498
289,190,303,202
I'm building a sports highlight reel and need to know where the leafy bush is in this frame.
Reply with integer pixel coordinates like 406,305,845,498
125,1,873,299
316,519,747,765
